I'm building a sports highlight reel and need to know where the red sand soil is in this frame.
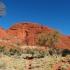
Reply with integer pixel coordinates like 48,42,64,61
53,58,69,70
27,59,33,70
67,67,70,70
53,62,64,70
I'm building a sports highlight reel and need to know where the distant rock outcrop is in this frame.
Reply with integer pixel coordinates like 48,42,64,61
7,22,70,49
0,22,70,50
0,28,10,39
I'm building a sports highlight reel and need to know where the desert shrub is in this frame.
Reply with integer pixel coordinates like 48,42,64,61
39,51,46,58
30,50,35,57
3,51,11,56
35,50,47,58
36,30,60,49
23,47,47,58
0,46,6,53
36,33,47,46
8,46,22,55
24,47,32,54
0,61,5,68
49,49,55,56
23,47,35,59
61,49,70,57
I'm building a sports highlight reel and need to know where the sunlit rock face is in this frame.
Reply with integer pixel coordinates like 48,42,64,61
0,22,70,50
8,22,52,46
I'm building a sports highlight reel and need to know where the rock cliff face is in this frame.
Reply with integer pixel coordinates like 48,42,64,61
7,22,70,49
0,22,70,49
0,28,10,39
8,22,52,46
0,27,22,47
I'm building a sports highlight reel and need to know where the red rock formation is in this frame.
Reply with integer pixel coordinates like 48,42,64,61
0,22,69,49
0,27,22,47
59,35,70,49
8,22,52,45
0,28,10,39
7,22,70,49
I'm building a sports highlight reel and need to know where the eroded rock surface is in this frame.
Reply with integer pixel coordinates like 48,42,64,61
0,22,70,50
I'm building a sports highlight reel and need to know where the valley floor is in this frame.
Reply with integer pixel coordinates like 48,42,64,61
0,54,70,70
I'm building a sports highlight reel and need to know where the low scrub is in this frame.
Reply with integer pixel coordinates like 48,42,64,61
4,46,23,56
0,46,6,53
23,47,47,59
49,49,55,56
61,49,70,57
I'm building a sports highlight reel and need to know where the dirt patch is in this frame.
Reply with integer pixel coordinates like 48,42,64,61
27,59,33,70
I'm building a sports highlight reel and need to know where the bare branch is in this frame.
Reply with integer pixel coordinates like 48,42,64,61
0,2,6,17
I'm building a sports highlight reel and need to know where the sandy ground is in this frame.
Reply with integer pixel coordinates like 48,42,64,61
27,59,33,70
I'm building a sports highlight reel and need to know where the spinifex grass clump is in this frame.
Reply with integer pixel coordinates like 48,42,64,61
4,46,23,56
60,63,70,70
22,47,47,59
31,55,65,70
0,45,6,53
0,55,28,70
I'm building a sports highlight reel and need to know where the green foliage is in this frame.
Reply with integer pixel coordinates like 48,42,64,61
37,30,60,49
30,50,35,57
37,33,47,46
47,30,60,48
24,47,32,54
38,50,46,58
8,46,22,55
49,49,55,55
61,49,70,57
0,46,6,53
23,47,47,58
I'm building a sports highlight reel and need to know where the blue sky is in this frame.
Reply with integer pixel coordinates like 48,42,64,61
0,0,70,35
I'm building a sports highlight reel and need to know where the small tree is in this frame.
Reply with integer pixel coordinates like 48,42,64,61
0,2,6,17
36,33,47,46
37,30,60,49
47,30,60,48
0,46,6,53
9,46,22,55
49,49,55,56
61,49,70,57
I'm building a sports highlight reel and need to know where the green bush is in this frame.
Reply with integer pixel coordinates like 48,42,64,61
30,50,35,57
36,33,47,46
49,49,55,56
0,46,6,53
36,30,60,49
23,48,47,58
39,51,46,58
8,46,22,55
24,47,32,54
31,48,46,58
61,49,70,57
